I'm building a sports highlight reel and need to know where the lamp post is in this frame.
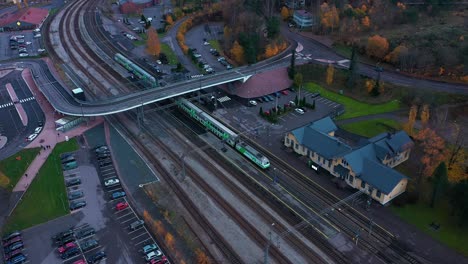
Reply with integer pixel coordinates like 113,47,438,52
263,223,275,264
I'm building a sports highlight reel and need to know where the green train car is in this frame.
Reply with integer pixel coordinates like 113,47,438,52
114,53,157,88
177,98,270,169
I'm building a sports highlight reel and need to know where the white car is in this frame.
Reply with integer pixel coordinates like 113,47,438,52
203,41,210,46
33,28,40,33
33,33,41,38
156,60,162,65
34,127,43,134
27,133,38,142
38,48,46,53
26,41,32,45
104,178,120,187
19,53,29,57
249,100,257,106
295,108,305,115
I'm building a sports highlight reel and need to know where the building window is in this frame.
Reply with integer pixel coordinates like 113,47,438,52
349,175,354,184
285,138,290,145
376,190,382,198
361,181,366,189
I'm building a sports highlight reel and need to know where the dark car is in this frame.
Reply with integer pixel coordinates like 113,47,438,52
99,160,112,167
96,153,110,160
94,146,108,153
52,229,74,242
70,200,86,211
310,92,320,98
88,251,106,263
2,231,21,243
66,178,81,187
81,239,98,251
61,247,80,259
60,153,74,161
110,191,126,200
6,253,26,264
4,248,22,260
75,227,95,239
68,190,84,200
4,242,23,254
2,236,22,247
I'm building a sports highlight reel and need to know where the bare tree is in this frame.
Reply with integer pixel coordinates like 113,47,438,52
263,0,275,18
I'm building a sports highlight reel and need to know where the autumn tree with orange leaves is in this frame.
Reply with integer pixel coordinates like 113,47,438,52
326,64,334,85
195,249,211,264
403,104,418,136
146,27,161,56
280,6,290,21
420,104,430,127
366,35,389,60
320,3,340,33
413,128,447,181
230,41,245,64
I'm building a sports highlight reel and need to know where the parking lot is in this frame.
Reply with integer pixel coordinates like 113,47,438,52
0,31,44,60
9,143,165,263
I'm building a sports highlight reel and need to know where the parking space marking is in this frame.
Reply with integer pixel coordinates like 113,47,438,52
127,228,143,235
106,186,123,193
100,167,114,173
130,232,147,240
121,216,138,224
135,238,152,246
325,101,335,106
103,175,118,181
115,210,132,217
101,170,116,176
82,245,102,254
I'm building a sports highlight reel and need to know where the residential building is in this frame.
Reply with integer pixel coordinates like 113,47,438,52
293,10,316,28
285,0,305,9
284,117,414,205
0,7,48,31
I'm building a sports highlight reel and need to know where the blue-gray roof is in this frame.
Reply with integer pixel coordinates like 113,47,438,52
343,144,377,175
369,131,413,154
292,126,351,159
309,117,337,134
359,159,408,194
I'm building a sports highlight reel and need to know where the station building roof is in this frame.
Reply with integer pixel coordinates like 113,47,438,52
0,7,48,28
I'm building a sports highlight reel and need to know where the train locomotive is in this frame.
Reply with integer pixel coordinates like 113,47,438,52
177,98,270,169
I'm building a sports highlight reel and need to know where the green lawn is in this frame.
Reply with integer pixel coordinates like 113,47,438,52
208,40,222,53
391,203,468,256
339,118,401,138
2,139,79,234
305,83,401,119
332,43,352,59
161,43,178,65
0,148,40,191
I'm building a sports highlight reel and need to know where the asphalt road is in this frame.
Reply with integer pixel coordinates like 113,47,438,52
0,70,44,160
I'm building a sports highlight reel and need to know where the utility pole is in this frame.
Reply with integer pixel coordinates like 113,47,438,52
263,223,275,264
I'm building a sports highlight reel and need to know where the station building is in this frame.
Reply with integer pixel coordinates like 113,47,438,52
0,7,48,31
284,117,414,205
119,0,159,14
293,10,316,29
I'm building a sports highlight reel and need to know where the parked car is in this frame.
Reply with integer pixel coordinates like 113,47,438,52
58,242,76,253
2,236,22,247
75,227,95,239
104,178,120,187
68,190,84,200
19,53,29,57
110,191,126,200
72,259,86,264
281,90,289,95
26,133,38,142
145,250,163,261
116,202,128,211
310,92,321,98
142,243,159,254
294,108,305,115
4,248,22,261
2,231,21,243
6,253,26,264
34,126,43,134
66,178,81,187
94,145,108,153
248,100,257,106
129,219,144,231
38,48,46,53
87,251,106,263
52,229,73,242
149,256,168,264
61,247,80,259
70,200,86,211
81,239,98,251
4,242,23,254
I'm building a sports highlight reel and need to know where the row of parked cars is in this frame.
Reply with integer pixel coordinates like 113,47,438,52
51,225,105,263
2,231,26,264
62,153,87,211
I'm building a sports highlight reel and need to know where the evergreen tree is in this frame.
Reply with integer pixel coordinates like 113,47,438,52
430,162,448,208
347,46,357,89
288,49,296,79
294,95,298,106
312,99,316,109
259,106,263,116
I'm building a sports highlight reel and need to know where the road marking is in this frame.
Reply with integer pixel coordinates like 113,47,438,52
82,245,102,254
130,232,147,240
135,238,152,246
116,211,133,218
103,175,117,181
101,170,115,175
127,228,144,235
100,168,114,173
120,215,137,223
106,186,122,193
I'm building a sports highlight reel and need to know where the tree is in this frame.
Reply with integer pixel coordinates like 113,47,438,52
347,46,358,89
288,49,296,79
293,73,303,88
230,41,245,64
403,104,418,136
264,43,278,58
326,64,334,85
385,45,408,65
294,95,298,106
449,179,468,226
361,16,370,28
420,104,430,127
166,15,174,25
366,35,389,60
320,3,340,33
312,100,316,109
414,128,447,180
266,16,280,38
430,162,448,208
146,28,161,56
195,249,211,264
280,6,290,21
259,106,263,116
141,14,147,23
165,233,175,250
446,127,468,182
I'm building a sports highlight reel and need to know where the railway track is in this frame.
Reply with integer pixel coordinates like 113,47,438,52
153,110,350,263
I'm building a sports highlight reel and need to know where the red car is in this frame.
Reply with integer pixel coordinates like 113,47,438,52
116,202,129,211
281,90,289,95
4,249,22,261
2,236,22,247
72,259,86,264
58,242,76,253
149,256,167,264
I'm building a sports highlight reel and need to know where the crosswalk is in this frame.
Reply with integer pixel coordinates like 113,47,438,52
0,96,35,109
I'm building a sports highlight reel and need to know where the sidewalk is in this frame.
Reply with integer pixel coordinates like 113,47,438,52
11,69,104,193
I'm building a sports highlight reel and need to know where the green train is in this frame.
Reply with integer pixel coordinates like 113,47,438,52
114,53,157,87
177,98,270,169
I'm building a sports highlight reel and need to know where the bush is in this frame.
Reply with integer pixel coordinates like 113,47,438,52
392,191,419,207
